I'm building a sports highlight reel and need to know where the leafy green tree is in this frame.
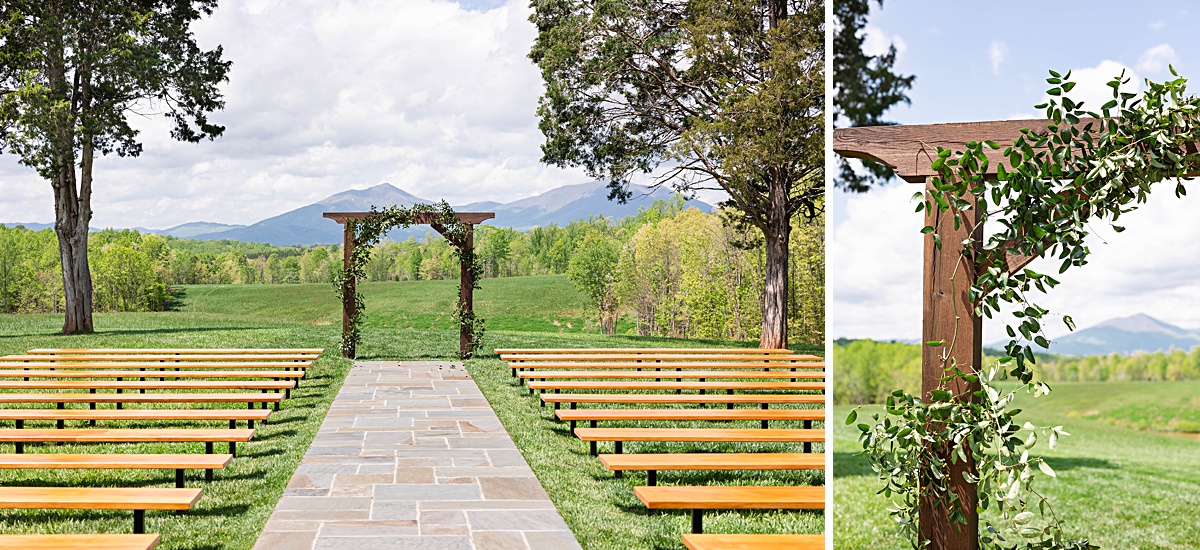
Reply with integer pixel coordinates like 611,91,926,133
0,0,230,333
832,0,914,191
567,232,620,333
530,0,822,348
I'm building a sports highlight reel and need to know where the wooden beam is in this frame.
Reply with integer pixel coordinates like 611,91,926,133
341,224,356,359
323,212,496,225
459,225,475,357
920,178,981,549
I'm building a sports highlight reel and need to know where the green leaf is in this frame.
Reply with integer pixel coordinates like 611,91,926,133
1038,460,1057,478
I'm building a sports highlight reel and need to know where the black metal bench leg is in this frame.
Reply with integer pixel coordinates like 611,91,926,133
206,468,213,482
230,442,236,457
615,469,623,479
176,468,185,488
569,420,576,431
648,470,657,486
615,441,622,454
134,509,145,534
206,442,213,454
692,509,703,534
804,420,812,453
590,441,597,456
249,419,255,429
762,419,769,429
230,420,236,430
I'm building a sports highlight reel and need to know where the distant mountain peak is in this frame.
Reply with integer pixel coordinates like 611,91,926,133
315,183,430,207
990,312,1200,356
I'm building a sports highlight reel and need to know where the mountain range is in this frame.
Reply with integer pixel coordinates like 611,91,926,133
4,181,713,246
989,313,1200,356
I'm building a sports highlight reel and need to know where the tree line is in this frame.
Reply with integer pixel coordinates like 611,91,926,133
0,197,825,345
834,338,1200,405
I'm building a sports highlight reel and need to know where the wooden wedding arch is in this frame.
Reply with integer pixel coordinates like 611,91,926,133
324,211,495,359
834,119,1077,549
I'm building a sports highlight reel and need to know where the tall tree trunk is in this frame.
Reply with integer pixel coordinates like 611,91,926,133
54,163,94,334
760,169,790,349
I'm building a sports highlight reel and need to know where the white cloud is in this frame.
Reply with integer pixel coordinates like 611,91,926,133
1149,19,1167,31
1136,43,1178,75
989,41,1009,76
1044,60,1141,115
0,0,590,228
862,24,906,59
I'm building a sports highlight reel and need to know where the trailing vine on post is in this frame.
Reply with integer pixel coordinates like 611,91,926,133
852,67,1200,548
332,201,486,359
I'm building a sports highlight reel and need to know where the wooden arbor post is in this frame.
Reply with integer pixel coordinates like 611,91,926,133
323,211,496,359
834,120,1058,549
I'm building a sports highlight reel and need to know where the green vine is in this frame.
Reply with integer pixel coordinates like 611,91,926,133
332,200,485,359
854,67,1200,548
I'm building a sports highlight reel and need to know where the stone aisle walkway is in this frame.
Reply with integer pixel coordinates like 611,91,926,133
254,361,582,550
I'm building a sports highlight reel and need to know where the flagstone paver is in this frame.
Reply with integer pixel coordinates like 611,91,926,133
255,361,581,550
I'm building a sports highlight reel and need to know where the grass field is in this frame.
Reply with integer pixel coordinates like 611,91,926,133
0,275,824,549
834,381,1200,549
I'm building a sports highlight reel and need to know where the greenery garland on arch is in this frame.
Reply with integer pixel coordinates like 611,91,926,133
852,67,1200,549
332,201,485,360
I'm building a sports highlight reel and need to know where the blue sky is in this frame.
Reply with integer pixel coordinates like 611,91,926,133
0,0,590,229
832,1,1200,343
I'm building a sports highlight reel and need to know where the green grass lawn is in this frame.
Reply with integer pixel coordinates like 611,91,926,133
0,275,823,549
834,381,1200,549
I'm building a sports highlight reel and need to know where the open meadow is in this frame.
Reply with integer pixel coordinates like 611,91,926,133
833,381,1200,549
0,275,822,549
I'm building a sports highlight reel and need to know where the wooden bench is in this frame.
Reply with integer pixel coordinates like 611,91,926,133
0,379,295,398
0,392,284,411
598,452,824,485
0,428,254,455
681,533,824,550
521,370,824,381
30,348,323,355
555,408,823,430
508,361,824,381
541,393,823,410
0,486,201,533
0,408,272,429
0,534,160,549
0,453,233,487
505,353,821,362
5,353,317,362
573,427,823,455
634,485,824,533
0,369,304,379
497,348,794,357
527,380,824,393
0,361,311,370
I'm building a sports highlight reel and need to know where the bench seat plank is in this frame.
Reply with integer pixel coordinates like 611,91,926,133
635,485,824,510
556,409,823,423
529,381,824,391
599,452,824,472
0,486,202,510
0,408,270,424
496,348,793,355
510,362,823,369
541,394,823,405
506,354,821,362
0,453,232,470
0,362,310,369
682,533,824,550
0,428,254,443
0,380,293,391
575,428,823,443
0,370,305,379
0,534,160,550
30,348,323,355
0,393,283,404
522,370,824,380
6,354,316,362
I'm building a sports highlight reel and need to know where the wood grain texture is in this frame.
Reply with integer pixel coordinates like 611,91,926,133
634,485,824,510
540,393,823,405
521,370,824,380
0,453,232,469
527,380,824,391
507,354,821,362
3,355,315,362
511,362,824,370
0,380,293,390
921,178,981,549
0,429,254,443
0,370,304,379
322,212,496,224
573,428,823,443
0,534,160,550
598,452,824,471
0,409,271,422
0,361,310,369
0,487,201,510
28,348,323,355
0,393,282,404
555,409,823,423
682,533,824,550
496,348,793,355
